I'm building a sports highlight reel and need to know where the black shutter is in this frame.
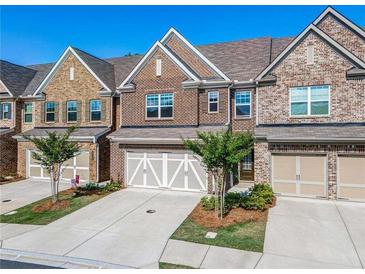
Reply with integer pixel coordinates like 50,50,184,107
41,102,45,123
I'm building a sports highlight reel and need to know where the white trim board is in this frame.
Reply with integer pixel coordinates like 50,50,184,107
256,24,365,80
118,41,199,90
33,46,111,96
0,80,14,97
161,27,230,81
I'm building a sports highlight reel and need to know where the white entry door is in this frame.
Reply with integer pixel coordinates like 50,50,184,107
126,151,207,192
272,154,327,198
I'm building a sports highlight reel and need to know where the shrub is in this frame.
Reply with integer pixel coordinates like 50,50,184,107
84,182,101,191
103,181,122,192
250,183,274,204
224,192,244,210
201,196,216,211
240,183,274,211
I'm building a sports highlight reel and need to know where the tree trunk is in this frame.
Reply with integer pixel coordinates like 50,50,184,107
50,166,57,203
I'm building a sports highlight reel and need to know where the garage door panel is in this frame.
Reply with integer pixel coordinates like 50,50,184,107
339,187,365,200
62,168,74,179
273,155,296,181
127,158,144,186
146,159,162,187
29,166,42,177
77,169,89,181
76,152,89,168
273,182,296,194
300,156,325,182
301,183,325,197
167,161,184,188
338,156,365,201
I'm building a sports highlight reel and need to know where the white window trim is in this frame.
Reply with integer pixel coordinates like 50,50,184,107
208,91,219,113
145,93,174,120
45,102,56,123
1,102,12,120
23,102,33,124
67,100,78,123
235,91,252,119
90,99,102,121
289,85,331,118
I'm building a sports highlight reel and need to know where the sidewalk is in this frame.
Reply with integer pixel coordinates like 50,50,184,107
160,239,262,269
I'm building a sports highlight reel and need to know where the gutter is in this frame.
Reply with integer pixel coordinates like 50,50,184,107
227,83,233,125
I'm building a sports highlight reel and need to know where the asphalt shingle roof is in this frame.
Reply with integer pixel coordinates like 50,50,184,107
255,123,365,141
17,127,110,140
0,60,36,97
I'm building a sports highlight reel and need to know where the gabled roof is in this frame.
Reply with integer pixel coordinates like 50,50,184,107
161,28,230,81
313,6,365,40
256,24,365,80
33,46,115,96
118,41,200,90
0,60,36,97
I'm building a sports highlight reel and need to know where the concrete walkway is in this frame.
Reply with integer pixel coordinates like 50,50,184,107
1,188,202,268
0,179,70,214
160,239,262,269
258,197,365,269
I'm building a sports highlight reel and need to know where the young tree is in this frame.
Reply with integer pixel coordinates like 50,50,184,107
183,128,253,218
24,127,80,203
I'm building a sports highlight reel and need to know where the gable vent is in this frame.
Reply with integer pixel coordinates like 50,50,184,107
156,59,162,76
70,67,75,80
307,45,315,65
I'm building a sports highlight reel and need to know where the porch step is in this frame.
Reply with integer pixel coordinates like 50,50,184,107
229,182,254,193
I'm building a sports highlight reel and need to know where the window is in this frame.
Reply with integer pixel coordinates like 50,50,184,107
290,85,330,116
24,103,33,123
45,102,55,122
0,103,11,120
70,67,75,80
90,100,101,121
146,93,173,119
67,101,77,122
156,59,162,76
208,91,219,113
235,91,251,118
242,153,252,170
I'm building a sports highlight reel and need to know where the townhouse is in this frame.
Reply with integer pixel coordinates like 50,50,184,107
0,6,364,201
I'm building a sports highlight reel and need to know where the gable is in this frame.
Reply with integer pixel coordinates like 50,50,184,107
164,33,219,80
317,14,365,61
270,32,353,79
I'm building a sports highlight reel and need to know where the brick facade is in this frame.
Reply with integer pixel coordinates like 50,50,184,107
0,131,18,176
232,88,256,132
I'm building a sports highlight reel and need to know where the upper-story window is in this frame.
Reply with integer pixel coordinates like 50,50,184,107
235,91,251,118
0,103,12,120
146,93,173,119
67,101,78,122
24,102,33,123
45,102,56,122
290,85,330,117
208,91,219,113
90,99,101,121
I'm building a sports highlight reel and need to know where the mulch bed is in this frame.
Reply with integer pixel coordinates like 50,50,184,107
190,196,276,229
32,200,70,213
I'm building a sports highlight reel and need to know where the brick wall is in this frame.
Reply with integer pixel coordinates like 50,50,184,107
34,54,112,128
317,14,365,61
232,88,256,132
199,88,228,125
0,131,17,176
121,48,199,126
258,32,365,125
254,142,365,199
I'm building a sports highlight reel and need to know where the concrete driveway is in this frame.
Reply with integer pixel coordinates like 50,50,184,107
0,179,70,214
1,188,202,268
257,197,365,269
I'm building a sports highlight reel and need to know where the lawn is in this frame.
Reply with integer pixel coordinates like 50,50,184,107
159,262,195,269
171,215,267,253
0,189,111,225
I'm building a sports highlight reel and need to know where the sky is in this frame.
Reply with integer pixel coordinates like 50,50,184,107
1,5,365,66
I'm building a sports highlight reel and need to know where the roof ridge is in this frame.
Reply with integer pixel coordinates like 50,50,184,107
196,36,293,48
71,46,114,66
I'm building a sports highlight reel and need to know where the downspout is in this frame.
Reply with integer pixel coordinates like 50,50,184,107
255,81,259,126
96,143,99,182
227,83,233,126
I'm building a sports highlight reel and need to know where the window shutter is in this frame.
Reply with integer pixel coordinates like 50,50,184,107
85,100,90,122
7,103,12,119
77,100,82,123
0,104,3,120
62,101,67,123
101,99,106,121
201,92,208,113
54,102,59,123
41,102,45,123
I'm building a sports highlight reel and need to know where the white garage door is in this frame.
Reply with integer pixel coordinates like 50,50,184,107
126,151,207,192
27,149,90,181
272,154,327,198
338,156,365,202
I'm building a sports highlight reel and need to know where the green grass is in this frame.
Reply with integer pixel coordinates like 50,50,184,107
171,217,267,252
0,189,110,225
159,262,195,269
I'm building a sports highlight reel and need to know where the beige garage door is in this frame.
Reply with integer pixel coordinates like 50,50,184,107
27,150,89,181
272,155,327,198
338,156,365,201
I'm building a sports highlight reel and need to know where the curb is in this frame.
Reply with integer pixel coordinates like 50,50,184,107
0,248,134,269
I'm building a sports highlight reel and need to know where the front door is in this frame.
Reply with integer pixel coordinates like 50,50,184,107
240,152,254,181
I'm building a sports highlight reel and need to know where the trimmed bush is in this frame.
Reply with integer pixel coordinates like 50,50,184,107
201,196,216,211
84,182,101,191
240,183,274,211
103,181,122,192
224,192,245,210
